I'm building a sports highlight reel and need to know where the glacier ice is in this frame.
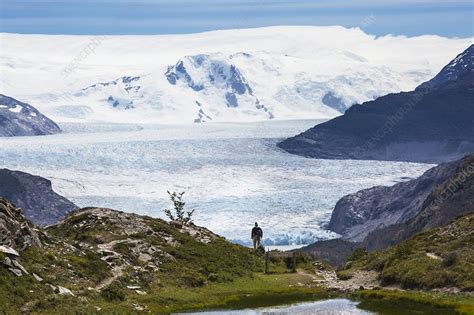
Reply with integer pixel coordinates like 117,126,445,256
0,120,434,245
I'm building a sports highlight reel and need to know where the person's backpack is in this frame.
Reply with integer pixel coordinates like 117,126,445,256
257,227,263,237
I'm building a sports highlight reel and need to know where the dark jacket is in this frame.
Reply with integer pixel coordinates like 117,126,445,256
251,227,263,238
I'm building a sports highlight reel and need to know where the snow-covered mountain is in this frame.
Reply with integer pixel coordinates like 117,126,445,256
0,26,471,123
417,44,473,90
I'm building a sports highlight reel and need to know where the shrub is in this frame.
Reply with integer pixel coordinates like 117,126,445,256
163,191,195,225
442,252,458,267
348,247,368,262
101,282,125,301
336,269,354,280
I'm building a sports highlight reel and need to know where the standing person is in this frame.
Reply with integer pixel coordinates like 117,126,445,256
251,222,263,250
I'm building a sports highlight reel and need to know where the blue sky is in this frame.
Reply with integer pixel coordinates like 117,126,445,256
0,0,473,37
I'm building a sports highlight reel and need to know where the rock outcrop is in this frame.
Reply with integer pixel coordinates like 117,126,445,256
49,207,220,275
0,197,41,251
0,169,77,226
327,159,459,241
363,154,474,250
278,45,474,163
0,94,61,137
327,154,474,250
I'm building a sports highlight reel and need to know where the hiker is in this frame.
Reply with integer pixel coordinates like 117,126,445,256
251,222,263,250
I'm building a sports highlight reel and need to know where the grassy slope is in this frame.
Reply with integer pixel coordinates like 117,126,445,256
354,213,474,290
2,206,473,313
0,208,324,314
355,290,474,315
338,213,474,314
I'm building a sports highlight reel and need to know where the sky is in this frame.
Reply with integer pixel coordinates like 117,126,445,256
0,0,473,37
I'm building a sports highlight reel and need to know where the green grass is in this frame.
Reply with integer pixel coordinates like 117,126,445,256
354,290,474,315
1,208,324,313
4,209,472,313
345,213,474,290
86,272,331,313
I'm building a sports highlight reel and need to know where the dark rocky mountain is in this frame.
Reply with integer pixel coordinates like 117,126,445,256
363,154,474,250
298,239,361,267
328,158,460,241
331,153,473,249
277,45,474,163
303,153,473,265
0,94,61,137
0,169,77,226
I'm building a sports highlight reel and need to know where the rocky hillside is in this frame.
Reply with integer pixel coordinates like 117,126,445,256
0,199,264,313
278,45,474,163
363,154,474,250
0,169,77,226
0,94,61,137
301,154,473,268
327,157,461,242
328,154,473,249
342,212,474,291
0,198,41,250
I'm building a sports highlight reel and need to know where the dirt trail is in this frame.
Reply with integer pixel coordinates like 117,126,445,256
315,269,379,291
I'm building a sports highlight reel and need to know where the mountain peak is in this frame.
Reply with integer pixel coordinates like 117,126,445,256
417,44,473,91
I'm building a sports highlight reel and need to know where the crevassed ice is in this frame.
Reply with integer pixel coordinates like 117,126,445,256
0,120,433,246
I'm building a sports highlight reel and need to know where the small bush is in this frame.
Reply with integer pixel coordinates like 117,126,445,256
163,191,195,225
336,269,354,280
442,252,458,267
69,251,110,283
101,282,125,301
348,247,368,262
392,243,413,260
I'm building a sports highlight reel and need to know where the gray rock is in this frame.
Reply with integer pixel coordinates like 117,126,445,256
33,273,43,282
0,245,19,257
12,259,29,275
325,153,474,252
8,267,22,277
363,154,474,250
0,198,42,250
3,256,13,267
57,286,75,296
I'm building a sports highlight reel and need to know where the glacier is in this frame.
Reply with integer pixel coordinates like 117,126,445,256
1,26,472,124
0,120,434,245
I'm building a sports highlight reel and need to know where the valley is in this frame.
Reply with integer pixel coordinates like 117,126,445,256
0,120,433,246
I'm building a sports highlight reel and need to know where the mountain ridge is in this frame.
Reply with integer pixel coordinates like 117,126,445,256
0,169,77,226
1,27,470,123
0,94,61,137
277,45,474,163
